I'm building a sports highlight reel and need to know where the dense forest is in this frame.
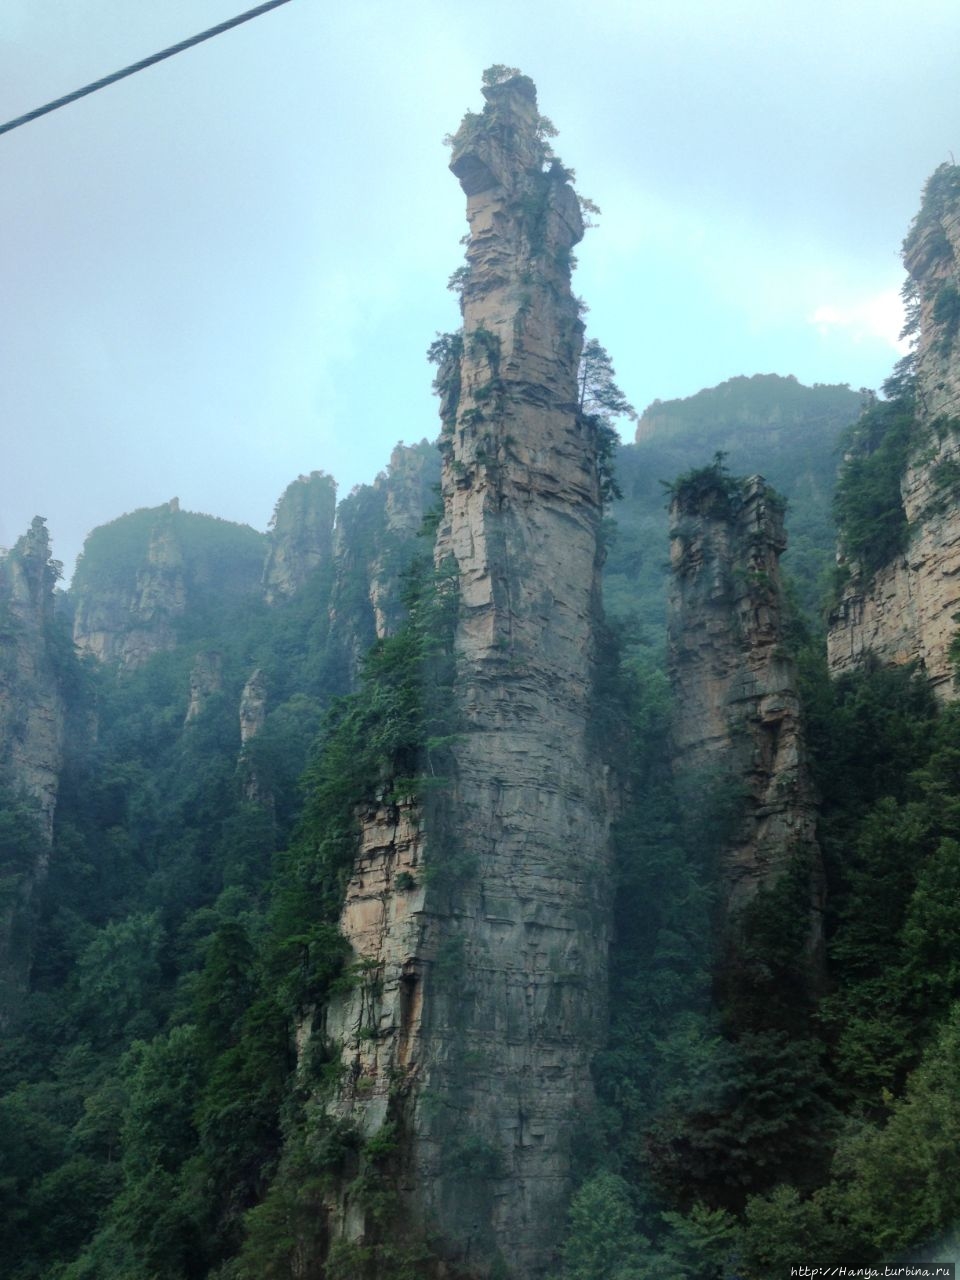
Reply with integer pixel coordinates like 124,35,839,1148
2,71,960,1280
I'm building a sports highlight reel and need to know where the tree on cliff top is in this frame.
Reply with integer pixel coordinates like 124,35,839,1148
481,64,522,87
578,339,636,426
578,339,636,506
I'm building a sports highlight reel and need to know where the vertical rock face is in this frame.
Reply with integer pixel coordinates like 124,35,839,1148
828,166,960,695
73,500,187,669
668,475,824,942
184,651,223,724
368,442,437,638
907,167,960,424
239,668,268,745
326,442,440,687
324,75,612,1277
0,518,67,839
237,668,270,804
0,518,68,1013
72,501,265,672
262,471,337,604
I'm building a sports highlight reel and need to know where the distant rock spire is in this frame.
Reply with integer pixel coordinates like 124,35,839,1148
668,470,825,965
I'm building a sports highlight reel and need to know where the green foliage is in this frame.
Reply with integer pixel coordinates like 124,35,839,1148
72,505,266,624
833,395,916,577
902,163,960,260
466,324,502,375
592,651,716,1164
604,376,861,636
427,330,463,426
933,281,960,351
667,451,743,517
577,339,635,507
657,1202,738,1279
0,462,443,1274
75,912,164,1045
481,64,522,87
559,1172,650,1280
587,641,830,1228
6,146,960,1280
446,263,471,298
700,664,960,1273
0,788,46,918
800,662,960,1105
719,854,820,1037
736,1183,839,1279
578,339,635,423
737,1002,960,1273
266,556,459,1011
834,1002,960,1254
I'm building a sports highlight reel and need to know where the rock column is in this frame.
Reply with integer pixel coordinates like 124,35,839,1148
324,75,612,1278
668,474,824,947
0,518,68,1017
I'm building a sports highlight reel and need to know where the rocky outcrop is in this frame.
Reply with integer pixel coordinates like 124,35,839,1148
237,668,270,804
326,443,440,686
323,74,611,1278
324,792,426,1111
635,374,861,454
184,651,223,724
0,519,67,839
828,166,960,696
73,500,186,669
262,472,337,604
72,501,264,672
0,518,69,1015
668,473,824,946
368,442,437,638
239,668,268,745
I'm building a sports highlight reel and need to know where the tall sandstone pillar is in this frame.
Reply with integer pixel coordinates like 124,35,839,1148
324,75,611,1278
667,473,824,954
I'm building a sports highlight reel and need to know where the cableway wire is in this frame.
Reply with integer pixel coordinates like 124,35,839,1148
0,0,295,139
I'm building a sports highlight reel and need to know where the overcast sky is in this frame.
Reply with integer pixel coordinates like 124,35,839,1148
2,0,958,577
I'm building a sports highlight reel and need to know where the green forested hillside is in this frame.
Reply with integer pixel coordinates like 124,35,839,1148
0,489,443,1279
5,357,960,1278
71,507,267,609
560,344,960,1275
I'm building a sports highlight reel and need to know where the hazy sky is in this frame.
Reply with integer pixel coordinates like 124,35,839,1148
2,0,957,576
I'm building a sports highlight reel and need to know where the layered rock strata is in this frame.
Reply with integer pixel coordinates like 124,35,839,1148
324,75,611,1278
668,475,824,945
828,165,960,696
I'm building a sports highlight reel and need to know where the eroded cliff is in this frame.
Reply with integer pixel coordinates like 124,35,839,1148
72,499,187,668
828,165,960,695
0,518,69,1013
322,73,612,1278
72,500,265,671
262,471,337,604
